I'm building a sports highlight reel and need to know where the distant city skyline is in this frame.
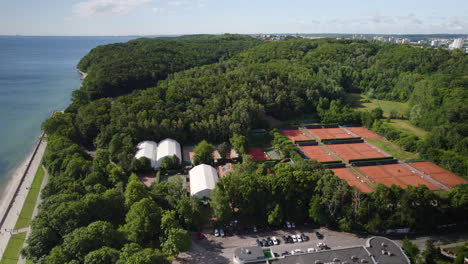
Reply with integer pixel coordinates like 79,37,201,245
1,0,468,36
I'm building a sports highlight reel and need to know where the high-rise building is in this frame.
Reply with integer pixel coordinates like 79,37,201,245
449,38,464,49
431,40,439,47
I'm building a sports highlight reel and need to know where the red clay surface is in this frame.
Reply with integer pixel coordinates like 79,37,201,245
327,143,388,162
346,127,382,139
306,127,353,140
331,168,373,193
298,145,337,162
248,147,270,161
281,129,310,141
409,161,468,187
356,164,440,190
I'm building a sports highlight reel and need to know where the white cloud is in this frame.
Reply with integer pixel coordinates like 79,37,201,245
167,1,189,6
73,0,153,17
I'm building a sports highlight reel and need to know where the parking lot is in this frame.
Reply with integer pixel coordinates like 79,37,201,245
179,226,370,264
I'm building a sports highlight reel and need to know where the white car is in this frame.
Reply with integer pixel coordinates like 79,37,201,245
307,248,316,253
253,226,257,233
296,234,303,242
291,249,303,254
220,229,225,237
292,235,298,243
214,229,220,237
286,221,292,228
272,236,279,245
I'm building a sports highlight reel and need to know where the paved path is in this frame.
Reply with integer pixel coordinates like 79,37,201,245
0,139,47,261
17,166,50,264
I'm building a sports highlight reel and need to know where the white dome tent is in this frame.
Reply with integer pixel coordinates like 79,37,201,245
189,164,219,199
134,141,158,169
155,138,182,169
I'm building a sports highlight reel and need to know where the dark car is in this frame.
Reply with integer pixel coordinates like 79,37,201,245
267,237,274,246
256,239,261,247
287,235,293,243
282,236,289,243
262,239,268,247
315,231,323,239
301,233,309,241
281,251,289,256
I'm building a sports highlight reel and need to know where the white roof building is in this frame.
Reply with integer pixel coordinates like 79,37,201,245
135,141,158,169
156,138,182,169
189,164,219,199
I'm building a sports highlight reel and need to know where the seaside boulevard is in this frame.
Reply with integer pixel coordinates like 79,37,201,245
0,137,47,260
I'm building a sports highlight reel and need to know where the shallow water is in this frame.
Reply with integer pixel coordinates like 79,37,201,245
0,36,137,196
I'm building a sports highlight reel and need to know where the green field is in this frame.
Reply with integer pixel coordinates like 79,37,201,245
0,232,26,264
347,93,428,139
367,139,420,161
388,119,428,139
15,166,45,229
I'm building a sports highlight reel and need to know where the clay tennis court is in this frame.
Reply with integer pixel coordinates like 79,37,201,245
345,127,382,139
298,145,337,162
248,147,270,161
331,168,373,193
356,164,440,190
327,143,388,162
306,127,353,140
280,129,310,141
408,161,468,187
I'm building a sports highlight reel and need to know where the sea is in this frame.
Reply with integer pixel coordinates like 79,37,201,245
0,36,138,197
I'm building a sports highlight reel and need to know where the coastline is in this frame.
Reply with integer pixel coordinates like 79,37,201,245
0,133,47,258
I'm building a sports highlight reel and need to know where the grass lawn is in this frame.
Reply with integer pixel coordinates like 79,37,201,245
367,139,420,161
388,119,428,139
0,232,26,264
347,93,409,117
15,166,45,229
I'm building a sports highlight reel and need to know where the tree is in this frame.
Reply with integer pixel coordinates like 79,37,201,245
160,155,181,170
267,204,283,226
124,176,149,208
402,237,420,263
230,134,247,155
193,140,215,165
160,210,180,239
84,247,120,264
421,240,437,264
217,142,231,159
161,228,191,256
41,112,79,141
123,198,162,244
117,248,167,264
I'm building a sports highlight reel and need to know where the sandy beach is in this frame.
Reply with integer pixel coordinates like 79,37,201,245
0,135,47,259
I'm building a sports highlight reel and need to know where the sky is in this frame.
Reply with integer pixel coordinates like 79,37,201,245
1,0,467,36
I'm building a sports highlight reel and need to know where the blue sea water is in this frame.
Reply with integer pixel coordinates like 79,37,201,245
0,36,137,196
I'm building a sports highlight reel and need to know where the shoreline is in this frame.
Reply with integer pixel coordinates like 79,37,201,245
0,133,47,259
0,136,41,222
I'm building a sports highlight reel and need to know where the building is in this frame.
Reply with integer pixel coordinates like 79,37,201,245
156,138,182,169
449,38,463,49
189,164,219,199
135,141,158,169
233,236,410,264
431,40,439,47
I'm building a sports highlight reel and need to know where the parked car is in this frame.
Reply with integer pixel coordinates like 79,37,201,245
301,233,309,241
214,229,220,237
285,221,292,229
292,235,298,243
272,236,279,245
307,248,316,253
253,226,258,233
291,222,296,228
315,231,323,239
220,229,225,237
267,237,274,246
262,239,268,247
296,234,303,242
281,251,289,256
256,239,261,247
282,235,289,243
291,249,303,254
317,242,328,250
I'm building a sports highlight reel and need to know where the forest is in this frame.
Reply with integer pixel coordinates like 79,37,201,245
24,34,467,263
